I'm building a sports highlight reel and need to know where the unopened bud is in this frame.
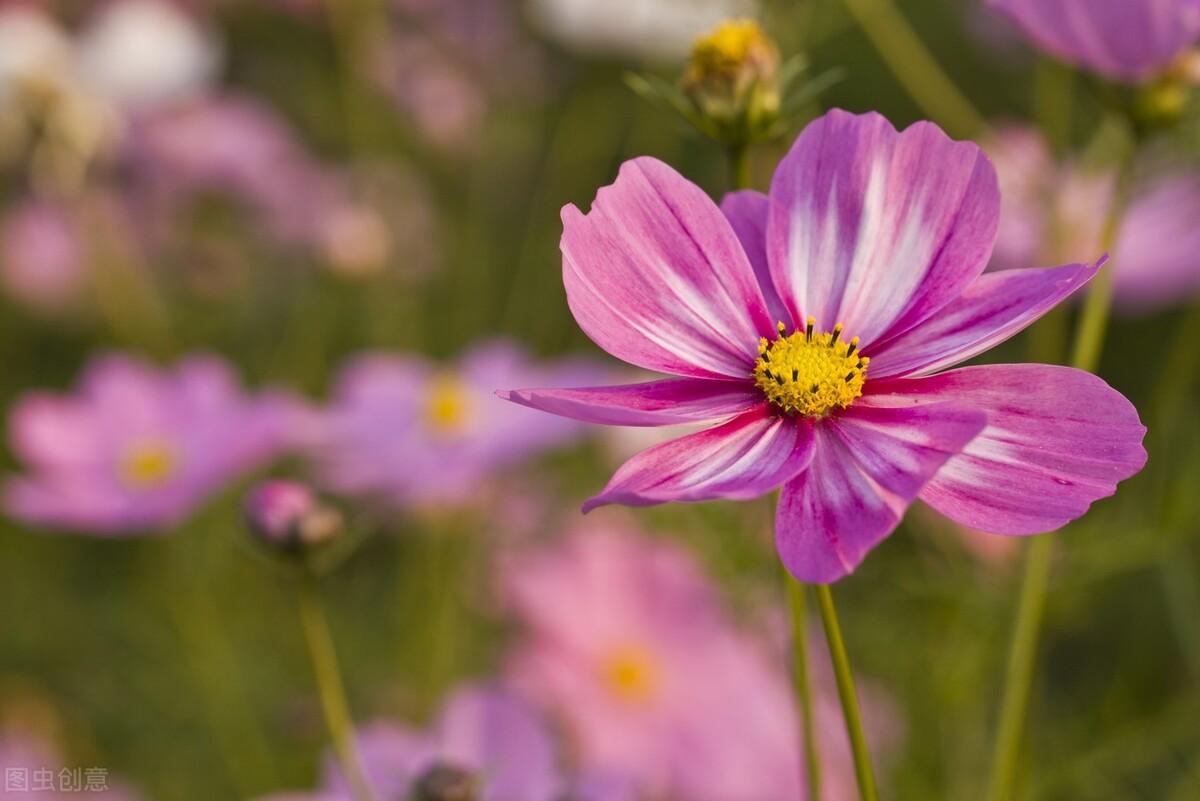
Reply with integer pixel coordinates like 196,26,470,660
680,19,780,140
1132,48,1199,130
243,480,342,552
410,763,479,801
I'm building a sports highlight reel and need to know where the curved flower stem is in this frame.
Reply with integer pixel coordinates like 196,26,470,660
814,584,878,801
296,567,375,801
787,576,823,801
985,145,1135,801
837,0,987,138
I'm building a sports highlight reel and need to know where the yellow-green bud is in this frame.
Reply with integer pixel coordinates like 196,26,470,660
1132,48,1199,129
680,19,781,141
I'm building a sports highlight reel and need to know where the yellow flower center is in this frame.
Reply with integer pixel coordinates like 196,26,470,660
120,440,178,489
601,644,660,705
425,374,470,434
753,318,869,417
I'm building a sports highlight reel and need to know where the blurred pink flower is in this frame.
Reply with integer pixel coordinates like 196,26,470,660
502,520,886,801
988,0,1200,82
124,94,347,247
371,0,543,147
503,109,1146,584
0,198,83,313
306,341,604,509
0,732,140,800
986,124,1200,312
3,353,298,534
258,684,630,801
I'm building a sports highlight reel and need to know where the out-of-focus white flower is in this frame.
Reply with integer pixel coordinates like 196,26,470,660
527,0,758,61
0,6,74,100
75,0,221,109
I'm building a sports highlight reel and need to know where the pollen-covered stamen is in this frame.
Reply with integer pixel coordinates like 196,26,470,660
753,317,869,417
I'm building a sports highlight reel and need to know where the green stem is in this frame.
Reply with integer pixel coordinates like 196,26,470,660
1032,59,1074,154
297,568,374,801
787,577,823,801
729,144,751,191
167,574,277,797
838,0,987,138
984,534,1054,801
814,585,877,801
985,141,1135,801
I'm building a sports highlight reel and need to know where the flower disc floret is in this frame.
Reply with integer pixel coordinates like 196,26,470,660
753,318,868,417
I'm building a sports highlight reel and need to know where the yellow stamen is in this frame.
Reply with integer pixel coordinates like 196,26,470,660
120,440,177,489
601,644,661,705
425,374,470,434
754,318,869,417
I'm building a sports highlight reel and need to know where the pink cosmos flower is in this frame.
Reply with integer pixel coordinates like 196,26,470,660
987,0,1200,82
502,520,886,801
3,353,297,534
123,93,367,255
502,109,1147,584
257,683,630,801
987,125,1200,312
0,198,83,314
306,340,604,509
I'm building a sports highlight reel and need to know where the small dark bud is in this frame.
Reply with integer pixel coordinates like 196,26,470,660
410,763,479,801
243,480,342,552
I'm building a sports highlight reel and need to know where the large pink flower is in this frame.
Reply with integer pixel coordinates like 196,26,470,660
988,0,1200,82
503,109,1147,584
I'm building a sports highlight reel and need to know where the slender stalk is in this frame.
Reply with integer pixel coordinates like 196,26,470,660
814,585,878,801
1147,302,1200,679
296,568,374,801
787,577,823,801
1033,60,1074,154
985,143,1135,801
838,0,987,138
729,144,751,192
983,534,1053,801
166,569,277,797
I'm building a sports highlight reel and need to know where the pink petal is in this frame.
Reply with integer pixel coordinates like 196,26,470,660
719,189,789,324
584,405,814,512
775,402,986,583
989,0,1200,82
562,157,775,379
865,260,1099,378
499,378,761,427
871,365,1147,534
767,109,999,347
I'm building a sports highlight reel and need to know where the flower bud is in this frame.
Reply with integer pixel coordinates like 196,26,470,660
243,480,342,552
1130,49,1199,130
410,763,479,801
680,19,781,142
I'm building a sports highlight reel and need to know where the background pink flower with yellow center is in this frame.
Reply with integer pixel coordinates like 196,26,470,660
306,340,608,509
3,353,298,534
501,521,893,801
